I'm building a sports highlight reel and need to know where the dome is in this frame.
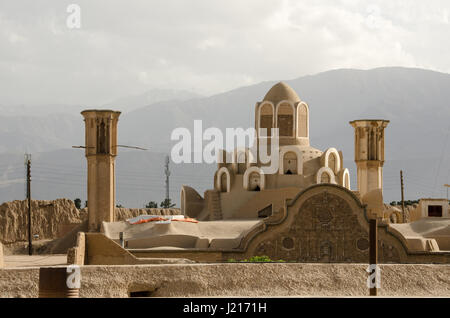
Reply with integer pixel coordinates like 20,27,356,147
263,82,300,105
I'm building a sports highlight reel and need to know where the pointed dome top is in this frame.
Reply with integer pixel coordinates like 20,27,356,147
263,82,300,105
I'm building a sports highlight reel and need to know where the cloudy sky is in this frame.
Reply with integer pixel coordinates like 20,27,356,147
1,0,449,106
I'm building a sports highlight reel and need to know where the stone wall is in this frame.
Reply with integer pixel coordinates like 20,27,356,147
0,199,84,244
0,263,449,298
0,199,179,246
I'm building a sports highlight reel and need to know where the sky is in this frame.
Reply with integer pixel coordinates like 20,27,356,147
0,0,449,106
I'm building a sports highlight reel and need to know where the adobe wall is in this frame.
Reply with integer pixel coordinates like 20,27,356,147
1,263,449,298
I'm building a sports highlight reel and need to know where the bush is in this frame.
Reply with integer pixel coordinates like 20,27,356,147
226,255,285,263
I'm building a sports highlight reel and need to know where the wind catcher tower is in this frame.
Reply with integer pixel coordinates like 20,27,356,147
81,110,121,231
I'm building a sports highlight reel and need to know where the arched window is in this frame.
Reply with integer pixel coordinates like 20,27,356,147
316,167,336,184
321,172,331,183
216,167,231,192
249,172,261,191
259,103,273,137
344,173,350,189
277,103,294,137
283,152,297,174
329,153,337,173
342,169,350,189
322,148,341,174
243,167,265,191
278,146,303,175
220,173,228,192
297,103,308,138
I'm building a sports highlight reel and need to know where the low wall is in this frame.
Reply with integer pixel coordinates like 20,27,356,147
0,263,449,298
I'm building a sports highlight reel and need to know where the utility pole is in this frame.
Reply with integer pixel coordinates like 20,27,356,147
369,218,378,296
25,154,32,256
400,170,406,223
164,155,170,202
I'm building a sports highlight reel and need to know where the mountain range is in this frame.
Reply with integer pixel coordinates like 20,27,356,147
0,67,449,207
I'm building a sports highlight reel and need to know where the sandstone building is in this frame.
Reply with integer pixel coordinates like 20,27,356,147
71,83,450,265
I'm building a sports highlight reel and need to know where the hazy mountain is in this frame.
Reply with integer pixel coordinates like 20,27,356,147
119,67,450,160
0,67,449,206
101,88,203,113
0,88,202,153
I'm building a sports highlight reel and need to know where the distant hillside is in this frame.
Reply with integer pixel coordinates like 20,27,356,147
101,88,202,113
0,67,449,206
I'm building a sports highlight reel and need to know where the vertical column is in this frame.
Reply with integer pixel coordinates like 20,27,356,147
81,110,121,232
350,120,389,218
369,218,378,296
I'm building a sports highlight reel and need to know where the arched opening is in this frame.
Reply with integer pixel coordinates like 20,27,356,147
283,152,297,174
249,172,261,191
220,173,228,192
259,103,273,137
344,171,350,189
321,172,331,183
328,153,337,173
277,103,294,137
316,167,336,184
96,120,109,154
297,103,308,138
323,148,341,174
216,167,231,193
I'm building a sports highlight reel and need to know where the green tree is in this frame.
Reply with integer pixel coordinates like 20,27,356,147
145,201,158,208
160,198,175,208
74,198,82,209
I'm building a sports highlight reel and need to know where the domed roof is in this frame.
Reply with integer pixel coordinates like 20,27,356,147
263,82,300,105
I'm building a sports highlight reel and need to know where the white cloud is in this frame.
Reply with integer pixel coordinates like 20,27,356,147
0,0,448,105
197,37,226,50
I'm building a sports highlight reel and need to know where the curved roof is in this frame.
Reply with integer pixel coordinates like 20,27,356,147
262,82,300,105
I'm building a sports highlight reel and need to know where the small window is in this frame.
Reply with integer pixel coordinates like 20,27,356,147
260,104,273,136
249,172,261,191
321,172,331,183
297,104,308,138
277,104,294,137
220,173,228,192
329,153,337,173
283,152,297,174
428,205,442,217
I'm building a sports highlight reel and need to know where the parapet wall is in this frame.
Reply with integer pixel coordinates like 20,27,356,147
0,263,449,297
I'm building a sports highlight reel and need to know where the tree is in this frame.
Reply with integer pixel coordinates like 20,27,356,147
145,201,158,208
160,198,176,208
74,198,82,209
